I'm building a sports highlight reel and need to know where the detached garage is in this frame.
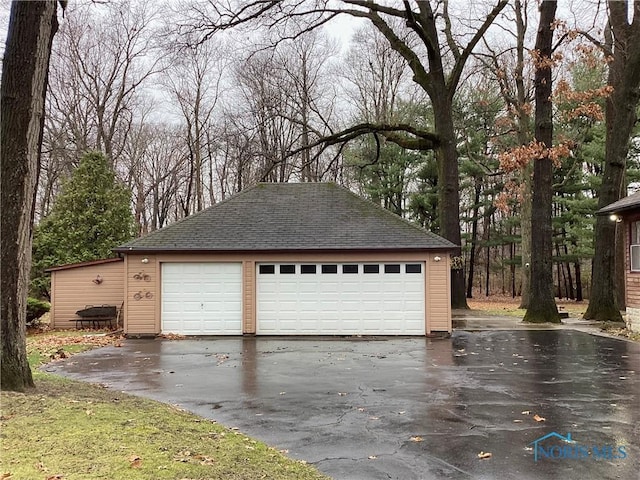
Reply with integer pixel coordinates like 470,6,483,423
49,182,455,336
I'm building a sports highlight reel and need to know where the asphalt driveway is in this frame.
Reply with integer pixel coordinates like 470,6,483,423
46,330,639,480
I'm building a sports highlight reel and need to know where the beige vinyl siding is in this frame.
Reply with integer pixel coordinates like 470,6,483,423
122,251,453,336
50,260,124,329
425,254,452,333
243,260,256,334
124,254,158,335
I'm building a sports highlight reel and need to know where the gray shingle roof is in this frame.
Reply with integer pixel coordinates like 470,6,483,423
115,183,456,253
597,191,640,215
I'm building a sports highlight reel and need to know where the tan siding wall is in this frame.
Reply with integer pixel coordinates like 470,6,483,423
122,251,453,336
425,254,452,333
124,254,158,335
50,261,124,329
243,260,256,334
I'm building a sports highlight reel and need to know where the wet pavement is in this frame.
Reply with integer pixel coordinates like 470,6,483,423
46,330,639,480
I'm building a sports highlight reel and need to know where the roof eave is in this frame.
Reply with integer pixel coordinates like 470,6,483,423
113,246,458,255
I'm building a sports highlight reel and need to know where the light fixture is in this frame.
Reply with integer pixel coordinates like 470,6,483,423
609,214,622,223
434,256,442,262
141,257,149,264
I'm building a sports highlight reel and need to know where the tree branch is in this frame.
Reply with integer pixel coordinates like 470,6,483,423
447,0,508,97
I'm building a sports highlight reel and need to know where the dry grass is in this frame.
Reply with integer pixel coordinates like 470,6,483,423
467,295,588,317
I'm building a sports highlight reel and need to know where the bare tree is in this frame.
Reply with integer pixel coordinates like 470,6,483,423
43,0,161,164
181,0,508,308
1,0,60,392
162,37,226,214
478,0,535,307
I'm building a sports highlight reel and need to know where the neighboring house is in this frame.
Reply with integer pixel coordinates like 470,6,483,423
598,191,640,332
49,182,456,336
47,258,124,329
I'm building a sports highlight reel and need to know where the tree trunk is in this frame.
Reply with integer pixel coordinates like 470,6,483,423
585,0,640,322
575,261,583,302
514,0,533,309
1,0,59,391
433,95,467,308
466,179,482,298
523,0,560,324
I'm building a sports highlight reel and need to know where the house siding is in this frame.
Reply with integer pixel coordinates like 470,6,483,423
49,260,124,329
122,251,452,336
425,253,452,333
124,254,158,335
624,217,640,332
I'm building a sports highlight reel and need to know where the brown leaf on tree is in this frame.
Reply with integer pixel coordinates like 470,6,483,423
533,414,546,422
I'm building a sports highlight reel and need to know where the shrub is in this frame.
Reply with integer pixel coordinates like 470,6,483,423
27,298,50,324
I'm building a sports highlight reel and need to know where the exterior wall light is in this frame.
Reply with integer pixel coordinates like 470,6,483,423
141,257,149,264
609,214,622,223
433,256,442,262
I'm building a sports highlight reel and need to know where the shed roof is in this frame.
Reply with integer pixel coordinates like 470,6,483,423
115,183,456,253
597,191,640,215
45,257,123,273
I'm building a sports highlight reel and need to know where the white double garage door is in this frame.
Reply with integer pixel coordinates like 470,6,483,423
162,262,425,335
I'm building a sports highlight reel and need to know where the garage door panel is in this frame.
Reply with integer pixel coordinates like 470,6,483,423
257,262,425,335
162,263,242,335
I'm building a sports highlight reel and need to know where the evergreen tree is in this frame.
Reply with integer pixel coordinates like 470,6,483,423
31,151,135,297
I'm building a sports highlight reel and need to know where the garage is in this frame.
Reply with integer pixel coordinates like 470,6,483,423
257,262,425,335
109,182,455,336
161,263,242,335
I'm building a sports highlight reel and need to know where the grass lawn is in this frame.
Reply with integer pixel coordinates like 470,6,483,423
1,329,328,480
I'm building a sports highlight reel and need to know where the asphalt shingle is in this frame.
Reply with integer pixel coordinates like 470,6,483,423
597,191,640,215
115,183,456,252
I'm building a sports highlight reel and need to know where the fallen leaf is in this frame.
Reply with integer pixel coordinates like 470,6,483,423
337,392,347,396
368,455,377,460
513,419,523,423
46,476,64,480
129,455,142,468
194,454,215,465
410,436,424,442
1,473,11,479
521,410,531,415
85,410,93,416
477,452,492,459
35,462,48,472
279,392,286,395
533,414,546,422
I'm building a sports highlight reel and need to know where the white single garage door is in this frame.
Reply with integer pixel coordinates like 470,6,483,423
162,263,242,335
257,262,425,335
